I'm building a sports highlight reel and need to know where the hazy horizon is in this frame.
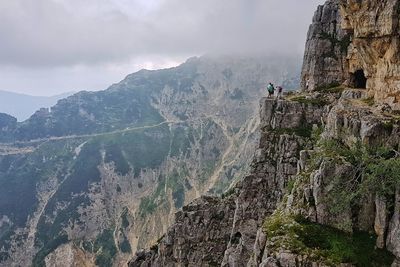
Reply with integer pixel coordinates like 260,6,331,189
0,0,325,96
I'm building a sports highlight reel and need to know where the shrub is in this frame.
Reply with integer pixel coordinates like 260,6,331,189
290,96,329,107
313,140,400,214
263,212,394,266
362,97,375,106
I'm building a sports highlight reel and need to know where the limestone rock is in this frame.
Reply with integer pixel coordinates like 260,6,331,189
302,0,400,110
387,188,400,259
301,0,348,91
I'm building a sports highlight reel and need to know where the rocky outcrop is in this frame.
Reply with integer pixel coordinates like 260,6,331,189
129,98,328,266
129,196,236,266
340,0,400,109
300,0,349,91
130,90,400,267
301,0,400,110
221,99,326,266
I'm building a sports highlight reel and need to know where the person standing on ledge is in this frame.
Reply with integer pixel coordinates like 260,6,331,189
276,86,283,99
267,82,275,98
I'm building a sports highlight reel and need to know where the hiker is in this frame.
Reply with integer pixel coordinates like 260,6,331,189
276,86,283,99
267,82,275,98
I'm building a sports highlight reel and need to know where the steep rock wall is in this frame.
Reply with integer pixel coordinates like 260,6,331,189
301,0,400,110
130,92,400,267
340,0,400,109
128,98,328,267
300,0,348,91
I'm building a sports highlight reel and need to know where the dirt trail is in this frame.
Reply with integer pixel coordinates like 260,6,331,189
0,121,177,155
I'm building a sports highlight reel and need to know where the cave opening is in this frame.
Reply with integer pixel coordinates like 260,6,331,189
354,69,367,89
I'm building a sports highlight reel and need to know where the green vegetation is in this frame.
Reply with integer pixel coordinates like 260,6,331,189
16,81,165,141
221,187,236,199
121,208,130,229
315,82,344,94
119,237,132,253
290,95,329,107
286,179,296,192
104,143,131,175
312,139,400,214
263,212,394,266
170,126,194,157
139,194,160,216
98,124,171,176
32,234,69,267
338,35,352,53
94,230,117,267
271,124,313,138
362,96,375,106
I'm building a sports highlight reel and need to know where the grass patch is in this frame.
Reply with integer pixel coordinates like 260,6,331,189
221,187,236,199
263,212,394,266
94,230,117,267
271,124,313,138
362,97,375,106
313,140,400,215
290,96,329,107
315,82,344,94
32,234,69,267
286,179,295,193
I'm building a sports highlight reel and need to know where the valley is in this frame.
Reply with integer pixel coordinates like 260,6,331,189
0,55,300,266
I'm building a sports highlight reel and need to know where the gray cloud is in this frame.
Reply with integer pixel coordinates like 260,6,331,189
0,0,326,95
0,0,325,67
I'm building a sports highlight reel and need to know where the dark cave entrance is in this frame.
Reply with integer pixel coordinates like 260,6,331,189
353,69,367,89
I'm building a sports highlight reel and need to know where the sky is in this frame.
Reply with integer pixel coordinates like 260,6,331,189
0,0,326,96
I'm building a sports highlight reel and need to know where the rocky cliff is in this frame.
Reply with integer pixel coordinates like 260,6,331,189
301,0,400,110
130,89,400,267
129,1,400,266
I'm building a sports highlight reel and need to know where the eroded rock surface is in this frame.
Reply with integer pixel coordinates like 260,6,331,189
302,0,400,110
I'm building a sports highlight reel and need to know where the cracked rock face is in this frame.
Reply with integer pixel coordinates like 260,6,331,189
300,0,348,91
130,94,400,266
341,0,400,109
302,0,400,110
128,98,328,267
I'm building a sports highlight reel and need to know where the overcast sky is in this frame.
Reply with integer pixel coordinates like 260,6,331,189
0,0,325,96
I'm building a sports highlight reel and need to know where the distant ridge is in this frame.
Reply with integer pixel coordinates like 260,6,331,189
0,90,75,121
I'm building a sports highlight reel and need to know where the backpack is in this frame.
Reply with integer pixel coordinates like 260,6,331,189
267,84,274,93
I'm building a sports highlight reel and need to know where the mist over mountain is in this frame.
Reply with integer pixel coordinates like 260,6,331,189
0,55,301,266
4,0,399,267
0,90,74,121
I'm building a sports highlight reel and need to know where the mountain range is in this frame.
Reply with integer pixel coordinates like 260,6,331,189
0,55,300,266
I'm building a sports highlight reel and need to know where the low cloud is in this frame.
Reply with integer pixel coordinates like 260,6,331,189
0,0,325,95
0,0,325,68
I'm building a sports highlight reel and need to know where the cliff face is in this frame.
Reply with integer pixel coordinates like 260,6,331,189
301,0,400,110
130,93,400,267
129,98,328,267
341,0,400,109
300,0,349,91
130,1,400,266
